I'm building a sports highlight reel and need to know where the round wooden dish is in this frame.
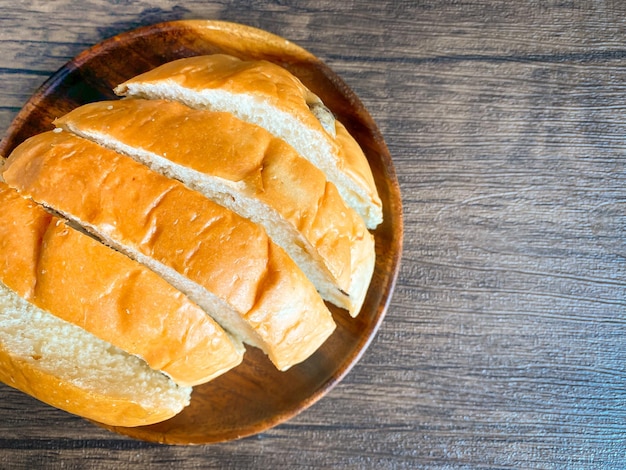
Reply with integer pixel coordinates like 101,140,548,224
0,20,403,444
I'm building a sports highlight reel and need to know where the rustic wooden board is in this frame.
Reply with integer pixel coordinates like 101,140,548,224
0,1,624,468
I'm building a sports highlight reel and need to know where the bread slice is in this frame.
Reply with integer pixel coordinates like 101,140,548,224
113,54,383,229
0,182,243,387
2,131,336,371
0,280,191,427
55,98,375,316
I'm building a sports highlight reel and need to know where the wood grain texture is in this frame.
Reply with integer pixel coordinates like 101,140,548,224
0,0,625,468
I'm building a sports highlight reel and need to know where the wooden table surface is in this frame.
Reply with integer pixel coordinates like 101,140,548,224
1,1,624,468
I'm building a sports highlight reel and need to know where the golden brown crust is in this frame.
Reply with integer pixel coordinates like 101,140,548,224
2,131,335,370
0,344,186,427
0,182,243,386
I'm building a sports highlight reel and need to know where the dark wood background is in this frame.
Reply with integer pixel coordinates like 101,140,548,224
1,1,624,468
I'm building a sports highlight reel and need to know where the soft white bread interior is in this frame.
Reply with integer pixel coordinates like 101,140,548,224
54,99,375,316
0,182,244,387
2,131,336,371
0,280,191,427
114,54,383,229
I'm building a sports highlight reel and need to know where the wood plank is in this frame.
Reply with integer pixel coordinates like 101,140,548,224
0,0,624,467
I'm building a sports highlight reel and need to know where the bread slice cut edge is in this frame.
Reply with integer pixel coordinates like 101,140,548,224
0,280,191,427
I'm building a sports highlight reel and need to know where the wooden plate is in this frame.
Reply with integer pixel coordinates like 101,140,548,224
0,20,403,444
